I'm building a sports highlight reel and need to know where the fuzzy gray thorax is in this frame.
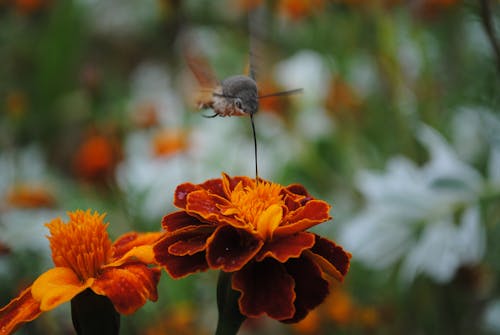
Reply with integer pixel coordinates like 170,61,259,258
218,75,259,115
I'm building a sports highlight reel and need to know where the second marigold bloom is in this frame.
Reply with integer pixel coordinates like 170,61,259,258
154,173,351,323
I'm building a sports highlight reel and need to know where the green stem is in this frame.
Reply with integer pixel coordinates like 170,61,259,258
215,271,246,335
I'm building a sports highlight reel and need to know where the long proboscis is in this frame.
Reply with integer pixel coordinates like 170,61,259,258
250,113,259,183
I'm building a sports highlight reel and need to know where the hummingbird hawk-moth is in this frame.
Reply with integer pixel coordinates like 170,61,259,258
185,9,302,180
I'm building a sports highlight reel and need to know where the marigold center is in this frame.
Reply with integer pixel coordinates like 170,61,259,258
46,210,112,280
222,180,285,240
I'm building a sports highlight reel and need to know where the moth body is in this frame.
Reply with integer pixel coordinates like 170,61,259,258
209,75,259,117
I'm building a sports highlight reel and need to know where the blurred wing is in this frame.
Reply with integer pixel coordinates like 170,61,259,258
184,49,219,89
183,44,220,110
248,5,267,81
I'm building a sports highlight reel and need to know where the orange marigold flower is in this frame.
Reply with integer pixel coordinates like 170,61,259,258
0,209,162,335
154,173,351,323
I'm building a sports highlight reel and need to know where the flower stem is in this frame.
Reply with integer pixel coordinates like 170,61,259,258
71,288,120,335
215,271,246,335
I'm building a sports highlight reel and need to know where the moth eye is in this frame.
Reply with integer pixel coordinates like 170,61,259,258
235,99,243,109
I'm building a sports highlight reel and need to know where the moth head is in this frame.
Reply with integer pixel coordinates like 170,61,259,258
221,75,259,115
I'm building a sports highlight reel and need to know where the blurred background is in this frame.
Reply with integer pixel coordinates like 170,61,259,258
1,0,499,334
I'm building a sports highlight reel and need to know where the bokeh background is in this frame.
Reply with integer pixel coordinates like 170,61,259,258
1,0,500,334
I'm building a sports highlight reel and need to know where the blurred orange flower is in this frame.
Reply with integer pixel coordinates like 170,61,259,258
143,303,208,335
279,0,325,20
73,130,122,184
6,184,56,209
324,76,363,121
292,287,381,333
292,308,320,334
154,173,351,323
325,289,355,325
0,209,162,335
258,80,292,118
152,129,188,158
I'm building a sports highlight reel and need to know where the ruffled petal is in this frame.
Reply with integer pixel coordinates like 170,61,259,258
282,184,310,211
91,263,161,315
168,229,212,256
282,256,330,323
232,259,296,320
162,211,206,232
221,173,254,195
153,229,211,278
200,177,225,197
111,231,163,260
275,200,331,237
256,204,283,240
106,244,158,268
308,235,351,281
256,232,315,262
174,182,200,209
0,286,42,334
186,190,238,226
286,184,311,198
31,267,92,311
206,225,263,272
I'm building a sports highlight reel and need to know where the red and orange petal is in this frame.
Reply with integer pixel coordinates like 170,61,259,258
232,258,296,320
232,255,330,322
31,267,93,312
308,235,351,281
255,232,315,263
91,263,161,315
111,231,164,263
154,228,211,278
0,287,42,335
161,211,207,232
206,225,263,272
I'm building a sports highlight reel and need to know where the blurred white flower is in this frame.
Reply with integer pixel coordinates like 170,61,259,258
340,124,486,284
0,145,60,269
128,62,184,127
0,210,59,257
274,50,331,104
